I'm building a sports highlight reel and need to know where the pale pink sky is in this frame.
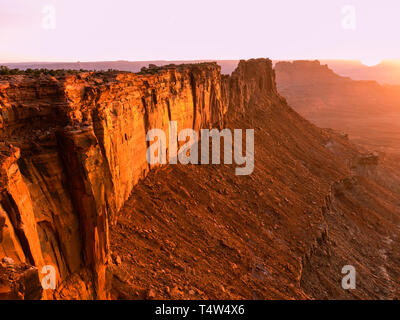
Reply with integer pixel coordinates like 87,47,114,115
1,0,399,63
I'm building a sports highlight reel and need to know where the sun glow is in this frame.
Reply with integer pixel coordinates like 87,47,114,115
361,58,382,67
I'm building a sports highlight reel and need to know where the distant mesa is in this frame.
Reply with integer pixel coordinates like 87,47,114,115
274,59,400,154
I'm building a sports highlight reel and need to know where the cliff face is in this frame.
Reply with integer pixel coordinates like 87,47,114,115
222,59,278,117
0,63,226,299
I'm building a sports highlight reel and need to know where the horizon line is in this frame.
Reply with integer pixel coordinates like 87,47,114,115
2,58,400,64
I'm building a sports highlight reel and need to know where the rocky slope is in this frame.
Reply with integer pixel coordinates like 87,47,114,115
1,59,400,299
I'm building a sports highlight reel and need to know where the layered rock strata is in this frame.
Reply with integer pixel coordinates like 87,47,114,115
0,62,228,299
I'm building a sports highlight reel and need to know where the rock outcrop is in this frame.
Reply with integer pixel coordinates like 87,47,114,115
0,257,42,300
222,59,278,118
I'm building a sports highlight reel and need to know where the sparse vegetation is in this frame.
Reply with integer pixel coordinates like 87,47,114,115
0,65,126,77
0,66,25,75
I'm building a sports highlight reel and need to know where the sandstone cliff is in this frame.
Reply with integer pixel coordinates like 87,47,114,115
0,63,226,299
222,59,278,118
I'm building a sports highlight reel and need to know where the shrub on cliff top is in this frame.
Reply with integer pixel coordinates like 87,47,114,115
0,66,100,76
0,66,25,75
0,66,132,78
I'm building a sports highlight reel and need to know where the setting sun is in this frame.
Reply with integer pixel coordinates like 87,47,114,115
361,58,382,67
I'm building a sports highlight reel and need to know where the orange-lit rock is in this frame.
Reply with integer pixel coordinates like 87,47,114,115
0,63,226,299
0,257,42,300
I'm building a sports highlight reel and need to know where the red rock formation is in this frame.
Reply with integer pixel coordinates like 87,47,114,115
0,257,42,300
0,63,226,299
222,59,278,117
1,58,400,300
109,59,400,300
